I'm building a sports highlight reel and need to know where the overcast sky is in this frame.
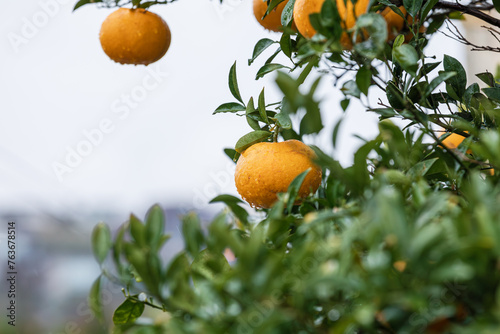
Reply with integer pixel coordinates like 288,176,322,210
1,0,466,219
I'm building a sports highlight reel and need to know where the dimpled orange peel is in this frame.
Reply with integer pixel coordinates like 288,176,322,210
99,8,171,65
234,140,322,209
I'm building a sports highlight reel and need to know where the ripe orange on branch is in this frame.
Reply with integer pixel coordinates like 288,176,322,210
234,140,322,209
253,0,291,32
293,0,370,46
99,8,171,65
293,0,421,47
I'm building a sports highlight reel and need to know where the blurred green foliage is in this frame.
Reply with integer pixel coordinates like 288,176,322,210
84,0,500,332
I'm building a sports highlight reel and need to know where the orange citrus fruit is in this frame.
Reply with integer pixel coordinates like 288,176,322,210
253,0,290,32
293,0,369,47
99,8,171,65
381,6,406,41
235,140,322,209
293,1,423,47
440,132,469,151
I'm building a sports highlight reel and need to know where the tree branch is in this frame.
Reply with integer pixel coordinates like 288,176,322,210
434,1,500,28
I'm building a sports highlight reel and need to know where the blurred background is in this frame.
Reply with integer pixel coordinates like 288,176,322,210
2,0,495,332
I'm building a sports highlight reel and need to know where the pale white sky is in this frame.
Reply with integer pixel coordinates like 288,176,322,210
0,0,465,218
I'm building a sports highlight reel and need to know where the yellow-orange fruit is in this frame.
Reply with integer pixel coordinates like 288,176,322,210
253,0,290,32
293,1,424,47
440,132,469,151
99,8,171,65
235,140,322,209
381,6,406,40
293,0,369,47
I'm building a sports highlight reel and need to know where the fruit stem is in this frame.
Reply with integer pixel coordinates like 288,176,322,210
272,126,280,143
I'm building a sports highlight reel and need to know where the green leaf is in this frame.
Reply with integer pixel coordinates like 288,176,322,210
91,223,112,265
145,205,165,252
353,13,388,59
286,169,311,213
132,0,141,6
73,0,102,11
245,97,261,131
249,38,275,65
224,148,239,162
213,102,246,114
476,72,496,87
341,80,361,98
340,98,350,111
267,0,286,12
443,55,467,97
281,0,296,26
407,158,439,178
421,0,439,20
113,298,145,325
494,0,500,13
403,0,423,18
392,44,419,76
299,101,323,135
181,213,205,257
191,249,231,286
235,130,272,153
275,111,292,129
256,64,289,80
279,33,293,58
129,214,146,246
332,117,344,149
258,88,270,124
229,61,243,103
210,195,249,225
356,66,371,96
89,275,103,323
483,87,500,102
423,71,457,100
386,81,406,109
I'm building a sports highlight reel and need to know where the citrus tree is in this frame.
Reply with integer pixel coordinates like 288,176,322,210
78,0,500,332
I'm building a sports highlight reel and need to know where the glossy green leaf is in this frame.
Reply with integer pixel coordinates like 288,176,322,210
483,87,500,102
113,298,145,325
224,148,239,162
476,72,495,87
443,55,467,98
235,130,272,153
392,44,419,76
356,66,371,96
91,222,112,265
276,111,292,129
279,33,292,58
73,0,102,11
229,61,243,103
245,97,260,130
423,71,457,100
249,38,275,65
256,63,289,80
258,88,270,124
281,0,296,26
421,0,439,20
213,102,246,114
403,0,423,18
